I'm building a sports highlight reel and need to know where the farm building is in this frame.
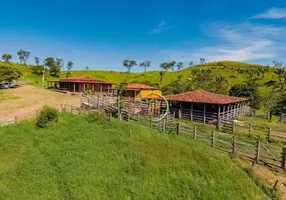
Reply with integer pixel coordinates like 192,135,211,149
164,90,248,128
111,83,162,100
48,76,114,93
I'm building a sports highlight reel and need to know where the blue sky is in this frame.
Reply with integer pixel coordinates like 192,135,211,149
0,0,286,71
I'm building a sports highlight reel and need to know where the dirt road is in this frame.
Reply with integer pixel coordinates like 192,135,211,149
0,85,80,120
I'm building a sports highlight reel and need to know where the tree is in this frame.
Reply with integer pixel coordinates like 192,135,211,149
17,49,30,64
189,61,194,66
169,61,176,71
159,71,165,84
159,61,176,71
139,60,151,72
159,62,170,71
192,69,215,91
44,57,61,77
200,58,206,64
273,92,286,115
31,65,45,75
263,90,280,119
273,61,286,91
85,66,89,70
0,65,22,83
214,75,229,94
176,62,184,71
34,57,40,66
258,67,266,78
123,60,137,73
229,82,261,109
2,54,12,62
67,61,74,71
55,58,64,70
163,75,193,95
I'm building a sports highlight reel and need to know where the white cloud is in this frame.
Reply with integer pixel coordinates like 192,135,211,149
147,21,176,35
253,7,286,19
160,22,286,63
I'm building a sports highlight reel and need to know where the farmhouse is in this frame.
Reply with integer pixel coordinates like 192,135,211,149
164,90,248,127
48,76,114,93
113,83,162,99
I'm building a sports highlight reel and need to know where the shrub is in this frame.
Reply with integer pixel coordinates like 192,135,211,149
36,106,59,128
86,112,106,124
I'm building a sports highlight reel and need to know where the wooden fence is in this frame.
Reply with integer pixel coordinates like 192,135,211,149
61,102,286,171
176,124,286,171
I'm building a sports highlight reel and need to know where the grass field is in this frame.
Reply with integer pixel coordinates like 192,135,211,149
0,112,269,199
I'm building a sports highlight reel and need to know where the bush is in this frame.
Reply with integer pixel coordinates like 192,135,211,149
36,106,59,128
86,112,106,124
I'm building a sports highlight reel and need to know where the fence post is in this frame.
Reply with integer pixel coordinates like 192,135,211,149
248,124,252,134
267,127,272,142
109,112,112,121
193,126,197,139
282,148,286,171
232,121,236,134
14,114,18,124
232,135,236,154
256,141,261,163
137,113,140,122
176,123,180,135
163,118,166,132
211,131,215,148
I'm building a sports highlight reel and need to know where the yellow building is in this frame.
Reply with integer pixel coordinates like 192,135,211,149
123,83,162,100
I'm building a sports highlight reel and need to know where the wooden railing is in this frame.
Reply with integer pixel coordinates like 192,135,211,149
176,124,285,171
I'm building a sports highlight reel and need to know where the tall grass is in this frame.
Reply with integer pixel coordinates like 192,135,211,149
0,113,268,199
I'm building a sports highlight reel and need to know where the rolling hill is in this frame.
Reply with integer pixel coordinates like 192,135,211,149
2,60,276,96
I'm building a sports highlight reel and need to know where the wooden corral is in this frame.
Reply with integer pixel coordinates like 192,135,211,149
159,90,249,129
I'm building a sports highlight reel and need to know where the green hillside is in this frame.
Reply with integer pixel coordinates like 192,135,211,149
2,60,276,96
0,112,268,199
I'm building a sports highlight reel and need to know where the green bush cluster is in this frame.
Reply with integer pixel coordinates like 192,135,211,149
86,111,104,123
36,106,59,128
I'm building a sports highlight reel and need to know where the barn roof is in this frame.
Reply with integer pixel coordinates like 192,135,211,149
125,83,157,90
50,76,114,84
165,90,247,105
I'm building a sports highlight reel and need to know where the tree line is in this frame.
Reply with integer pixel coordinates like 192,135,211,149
122,60,197,73
1,49,74,78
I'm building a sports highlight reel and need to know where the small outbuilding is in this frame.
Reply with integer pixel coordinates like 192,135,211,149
48,76,114,93
112,83,162,100
164,90,248,128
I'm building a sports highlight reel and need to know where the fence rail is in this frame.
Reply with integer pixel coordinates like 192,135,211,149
176,123,286,171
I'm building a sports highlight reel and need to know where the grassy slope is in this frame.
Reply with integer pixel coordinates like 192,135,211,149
0,113,267,199
3,60,276,96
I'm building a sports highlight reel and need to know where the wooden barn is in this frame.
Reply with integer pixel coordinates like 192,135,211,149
48,76,114,93
164,90,248,128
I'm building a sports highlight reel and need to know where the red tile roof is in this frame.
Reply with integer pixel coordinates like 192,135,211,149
165,90,247,104
57,76,114,84
125,83,157,90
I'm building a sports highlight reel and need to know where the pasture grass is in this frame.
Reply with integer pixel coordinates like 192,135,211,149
0,113,268,199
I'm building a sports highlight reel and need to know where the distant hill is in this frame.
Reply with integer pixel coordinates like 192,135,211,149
2,60,275,96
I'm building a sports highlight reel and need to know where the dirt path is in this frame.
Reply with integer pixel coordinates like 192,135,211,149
0,85,80,121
